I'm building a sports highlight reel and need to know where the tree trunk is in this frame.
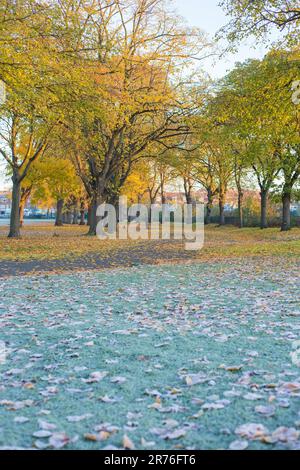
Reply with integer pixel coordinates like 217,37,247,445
19,187,32,228
219,202,225,226
66,210,72,224
72,207,78,224
183,178,193,205
184,187,192,205
87,205,92,226
205,188,213,225
219,192,226,226
260,189,268,229
8,176,21,238
148,196,156,223
160,176,166,205
55,199,64,227
237,189,244,228
79,210,85,225
87,194,102,235
79,200,86,225
108,193,120,222
281,191,291,232
79,209,85,225
19,199,26,228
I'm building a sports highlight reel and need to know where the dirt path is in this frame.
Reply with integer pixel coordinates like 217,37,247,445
0,240,197,277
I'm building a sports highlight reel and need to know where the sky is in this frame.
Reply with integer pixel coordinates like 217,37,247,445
0,0,270,190
173,0,269,78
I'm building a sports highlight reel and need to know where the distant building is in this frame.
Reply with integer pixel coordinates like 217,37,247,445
0,191,11,215
291,203,300,215
154,188,264,209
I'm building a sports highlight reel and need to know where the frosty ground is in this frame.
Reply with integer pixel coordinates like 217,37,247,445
1,257,300,450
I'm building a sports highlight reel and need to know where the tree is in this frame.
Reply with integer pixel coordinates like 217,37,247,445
192,150,219,225
214,53,300,229
45,158,82,227
232,146,249,228
0,0,79,237
193,111,234,226
0,110,50,237
61,0,211,235
0,1,52,80
24,157,82,226
144,160,163,206
121,163,149,204
18,158,53,227
205,87,249,228
248,54,300,230
219,0,300,47
169,148,196,204
280,144,300,230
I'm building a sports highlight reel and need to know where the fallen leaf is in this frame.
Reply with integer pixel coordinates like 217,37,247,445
123,434,135,450
229,440,249,450
235,423,269,440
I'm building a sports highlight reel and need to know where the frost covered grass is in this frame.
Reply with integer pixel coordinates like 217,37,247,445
0,258,300,450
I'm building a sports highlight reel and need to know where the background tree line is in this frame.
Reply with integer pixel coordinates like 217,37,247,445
0,0,300,237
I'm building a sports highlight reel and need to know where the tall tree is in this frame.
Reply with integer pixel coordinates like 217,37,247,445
61,0,211,235
0,0,80,237
214,53,300,229
280,144,300,230
219,0,300,47
28,157,82,227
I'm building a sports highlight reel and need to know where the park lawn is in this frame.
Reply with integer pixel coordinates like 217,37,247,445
0,224,300,265
0,259,300,450
1,224,299,449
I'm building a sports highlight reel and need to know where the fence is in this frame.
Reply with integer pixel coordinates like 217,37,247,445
209,214,300,227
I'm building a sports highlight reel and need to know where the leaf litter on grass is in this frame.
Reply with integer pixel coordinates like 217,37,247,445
0,258,300,450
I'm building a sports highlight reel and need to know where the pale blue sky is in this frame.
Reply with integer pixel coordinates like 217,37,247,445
0,0,269,190
173,0,269,78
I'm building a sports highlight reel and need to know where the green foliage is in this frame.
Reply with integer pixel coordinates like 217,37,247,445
29,157,82,206
211,52,300,193
219,0,300,48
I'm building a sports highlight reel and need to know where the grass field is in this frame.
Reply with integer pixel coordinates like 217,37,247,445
1,259,300,450
1,224,300,450
0,223,299,267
